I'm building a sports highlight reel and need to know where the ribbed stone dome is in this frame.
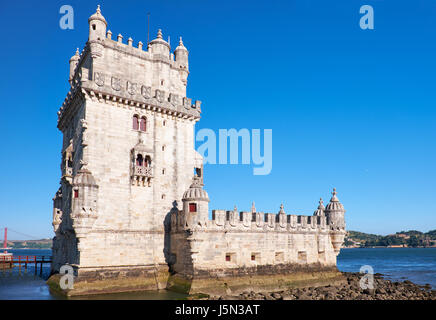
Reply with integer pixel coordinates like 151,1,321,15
73,169,97,186
70,48,80,62
175,37,188,52
149,29,170,49
313,198,325,216
325,188,345,212
182,176,209,201
88,5,107,26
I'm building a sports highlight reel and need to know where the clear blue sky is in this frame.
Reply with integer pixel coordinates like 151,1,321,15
0,0,435,239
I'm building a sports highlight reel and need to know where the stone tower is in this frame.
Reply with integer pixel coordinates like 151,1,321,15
51,6,204,293
50,6,347,296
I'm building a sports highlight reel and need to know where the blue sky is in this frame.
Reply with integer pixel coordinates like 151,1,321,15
0,0,435,239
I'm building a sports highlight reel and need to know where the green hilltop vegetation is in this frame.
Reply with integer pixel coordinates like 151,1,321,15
345,230,436,248
3,239,52,249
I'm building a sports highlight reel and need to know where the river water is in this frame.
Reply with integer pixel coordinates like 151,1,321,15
1,248,435,299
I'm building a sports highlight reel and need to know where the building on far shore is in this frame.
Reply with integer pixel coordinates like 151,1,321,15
48,6,347,296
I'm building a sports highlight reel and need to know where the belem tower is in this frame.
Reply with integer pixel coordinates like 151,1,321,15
49,6,347,296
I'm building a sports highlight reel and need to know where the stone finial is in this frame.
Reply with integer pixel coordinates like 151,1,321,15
117,34,123,43
138,41,143,50
107,30,112,40
331,188,339,202
157,29,163,39
89,4,107,26
128,37,133,46
325,188,345,212
251,202,256,213
279,203,285,214
179,37,184,46
318,198,325,209
234,205,238,212
70,48,80,63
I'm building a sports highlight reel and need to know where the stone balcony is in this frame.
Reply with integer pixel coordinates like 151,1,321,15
133,166,153,178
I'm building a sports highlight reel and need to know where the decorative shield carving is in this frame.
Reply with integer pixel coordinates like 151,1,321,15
242,212,250,227
127,81,137,95
213,210,225,226
141,86,151,99
94,72,105,87
183,97,192,109
194,100,202,110
229,210,237,227
267,214,275,228
155,89,163,103
256,212,263,227
111,77,121,91
169,93,179,106
279,214,287,228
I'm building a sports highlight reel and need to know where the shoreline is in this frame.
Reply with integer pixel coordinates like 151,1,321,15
343,246,436,249
205,272,436,300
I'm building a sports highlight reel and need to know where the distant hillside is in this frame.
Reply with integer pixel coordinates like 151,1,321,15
3,239,52,249
345,230,436,248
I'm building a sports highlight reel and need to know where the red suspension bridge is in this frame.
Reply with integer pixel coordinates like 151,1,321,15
0,227,52,274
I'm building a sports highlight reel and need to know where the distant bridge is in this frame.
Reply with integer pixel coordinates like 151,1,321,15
0,255,52,275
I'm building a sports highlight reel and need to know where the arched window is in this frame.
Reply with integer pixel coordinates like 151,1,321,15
136,154,143,166
133,115,139,130
144,155,151,167
140,117,147,132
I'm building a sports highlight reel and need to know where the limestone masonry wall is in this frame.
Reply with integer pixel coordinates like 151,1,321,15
50,6,347,296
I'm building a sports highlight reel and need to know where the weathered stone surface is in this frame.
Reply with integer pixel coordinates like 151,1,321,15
50,6,347,296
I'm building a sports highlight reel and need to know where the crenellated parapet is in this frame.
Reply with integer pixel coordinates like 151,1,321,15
171,176,346,235
59,6,200,130
171,205,331,234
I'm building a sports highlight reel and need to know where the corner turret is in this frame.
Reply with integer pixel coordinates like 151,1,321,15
148,29,170,57
175,37,189,67
181,175,209,228
88,5,107,42
325,188,346,230
69,48,80,85
71,168,99,238
313,198,325,216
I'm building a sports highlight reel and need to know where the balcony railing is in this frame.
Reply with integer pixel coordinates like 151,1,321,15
134,166,153,177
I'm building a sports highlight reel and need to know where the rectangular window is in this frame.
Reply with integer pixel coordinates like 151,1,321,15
74,190,79,198
226,254,231,262
251,254,256,261
275,252,284,262
298,251,307,263
189,203,197,212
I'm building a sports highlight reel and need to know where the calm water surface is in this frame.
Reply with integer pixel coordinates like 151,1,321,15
337,247,436,289
1,248,435,299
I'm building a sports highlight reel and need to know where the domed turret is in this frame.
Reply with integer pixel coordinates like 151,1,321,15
174,37,189,68
148,29,170,57
325,188,346,230
313,198,325,216
182,175,209,201
69,48,80,84
88,5,107,42
71,169,99,238
72,168,97,186
182,175,209,228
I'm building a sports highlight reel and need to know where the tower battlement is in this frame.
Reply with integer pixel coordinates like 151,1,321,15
171,208,331,233
50,6,347,297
